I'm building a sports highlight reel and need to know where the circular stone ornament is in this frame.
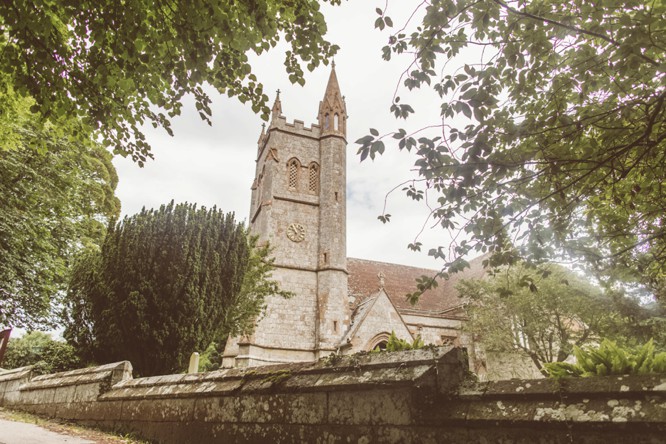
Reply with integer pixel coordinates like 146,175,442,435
287,223,306,242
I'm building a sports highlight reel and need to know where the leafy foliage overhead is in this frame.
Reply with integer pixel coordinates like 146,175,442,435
0,96,120,330
0,0,341,163
357,0,666,298
64,201,287,376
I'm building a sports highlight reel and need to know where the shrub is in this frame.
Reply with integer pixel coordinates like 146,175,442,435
544,339,666,378
2,331,80,374
373,331,425,352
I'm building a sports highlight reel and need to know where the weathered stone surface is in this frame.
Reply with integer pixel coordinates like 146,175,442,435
52,384,77,404
0,366,33,382
0,349,664,443
328,388,412,425
0,366,34,407
21,387,56,405
20,401,57,417
121,398,195,422
20,361,131,394
55,400,123,421
193,396,241,423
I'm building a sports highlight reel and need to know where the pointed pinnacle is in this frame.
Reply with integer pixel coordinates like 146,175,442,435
271,90,282,116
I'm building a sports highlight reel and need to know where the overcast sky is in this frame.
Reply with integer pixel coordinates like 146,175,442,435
113,1,463,270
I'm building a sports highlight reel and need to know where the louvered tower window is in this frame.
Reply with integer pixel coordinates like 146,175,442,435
308,162,319,193
288,159,300,190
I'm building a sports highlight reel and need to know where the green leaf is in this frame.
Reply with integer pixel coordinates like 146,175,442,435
370,140,385,157
460,102,472,118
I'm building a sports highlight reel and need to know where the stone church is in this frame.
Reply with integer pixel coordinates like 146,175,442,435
222,66,525,380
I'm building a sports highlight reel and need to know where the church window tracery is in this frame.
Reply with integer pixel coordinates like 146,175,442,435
287,158,300,190
308,162,319,193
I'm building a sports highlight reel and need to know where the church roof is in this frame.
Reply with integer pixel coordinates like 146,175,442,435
346,256,488,316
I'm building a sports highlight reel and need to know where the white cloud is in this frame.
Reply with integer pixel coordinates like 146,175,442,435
113,1,456,272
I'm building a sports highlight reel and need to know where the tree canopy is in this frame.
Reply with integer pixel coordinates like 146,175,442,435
357,0,666,299
0,96,120,329
0,0,340,163
64,201,287,376
2,331,81,374
458,264,618,374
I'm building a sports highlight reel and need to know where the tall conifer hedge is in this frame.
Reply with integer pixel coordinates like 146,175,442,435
64,201,276,376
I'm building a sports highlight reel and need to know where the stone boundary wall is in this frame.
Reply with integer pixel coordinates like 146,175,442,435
0,347,664,443
0,364,34,406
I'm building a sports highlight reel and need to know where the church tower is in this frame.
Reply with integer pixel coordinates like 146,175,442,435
223,65,350,367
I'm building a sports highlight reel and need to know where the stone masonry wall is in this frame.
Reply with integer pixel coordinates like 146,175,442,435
249,267,318,354
347,292,414,351
1,347,665,443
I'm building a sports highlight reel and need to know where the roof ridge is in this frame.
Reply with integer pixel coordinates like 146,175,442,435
347,256,440,274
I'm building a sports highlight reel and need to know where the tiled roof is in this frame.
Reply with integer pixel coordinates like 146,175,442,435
347,256,488,315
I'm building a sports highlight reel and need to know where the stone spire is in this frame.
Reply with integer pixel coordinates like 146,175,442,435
318,63,347,137
271,89,282,126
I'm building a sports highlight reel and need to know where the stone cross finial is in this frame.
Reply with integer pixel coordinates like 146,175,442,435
378,271,385,290
271,90,283,121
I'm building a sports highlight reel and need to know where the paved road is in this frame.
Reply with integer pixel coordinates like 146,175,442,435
0,418,94,444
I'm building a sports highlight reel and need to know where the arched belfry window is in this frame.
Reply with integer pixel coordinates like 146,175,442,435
324,114,330,130
308,162,319,193
334,113,339,131
287,158,300,190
